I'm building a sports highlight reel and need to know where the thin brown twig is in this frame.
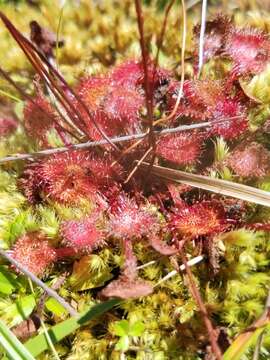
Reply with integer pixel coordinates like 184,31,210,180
0,117,241,165
180,252,222,360
124,145,153,183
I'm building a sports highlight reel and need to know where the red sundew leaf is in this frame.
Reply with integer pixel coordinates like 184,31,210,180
76,60,170,141
23,95,58,145
102,85,144,133
19,151,113,206
224,27,270,77
226,142,270,178
0,117,17,137
167,79,248,139
85,110,125,142
148,234,177,255
86,154,123,190
209,99,248,139
170,201,229,238
100,276,153,299
110,60,143,87
167,80,224,122
11,232,57,276
77,76,109,112
38,151,100,204
61,216,104,254
110,59,170,89
109,194,159,239
76,76,115,140
77,74,143,140
193,14,232,68
156,131,204,165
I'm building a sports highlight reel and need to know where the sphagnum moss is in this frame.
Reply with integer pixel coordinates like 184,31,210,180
1,1,270,359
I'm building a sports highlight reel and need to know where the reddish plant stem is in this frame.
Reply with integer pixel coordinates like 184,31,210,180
151,0,176,120
134,0,157,185
122,239,137,279
180,251,222,360
134,0,156,153
155,0,176,67
0,12,119,150
55,247,77,259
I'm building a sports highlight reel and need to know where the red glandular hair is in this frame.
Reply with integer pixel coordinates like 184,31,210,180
193,14,232,69
23,95,58,145
209,99,248,139
77,76,109,112
102,86,144,133
109,194,159,240
77,75,143,140
19,150,120,205
167,80,224,121
156,131,203,166
224,27,270,77
0,117,17,137
61,216,104,254
167,79,248,140
193,15,270,78
76,60,170,141
226,142,270,178
11,232,57,276
170,200,229,238
110,59,170,89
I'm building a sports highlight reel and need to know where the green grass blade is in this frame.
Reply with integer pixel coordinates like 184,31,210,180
25,298,120,357
223,327,265,360
0,319,35,360
0,89,21,102
55,2,65,69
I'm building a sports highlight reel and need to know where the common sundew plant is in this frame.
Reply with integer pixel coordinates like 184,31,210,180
1,0,270,359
